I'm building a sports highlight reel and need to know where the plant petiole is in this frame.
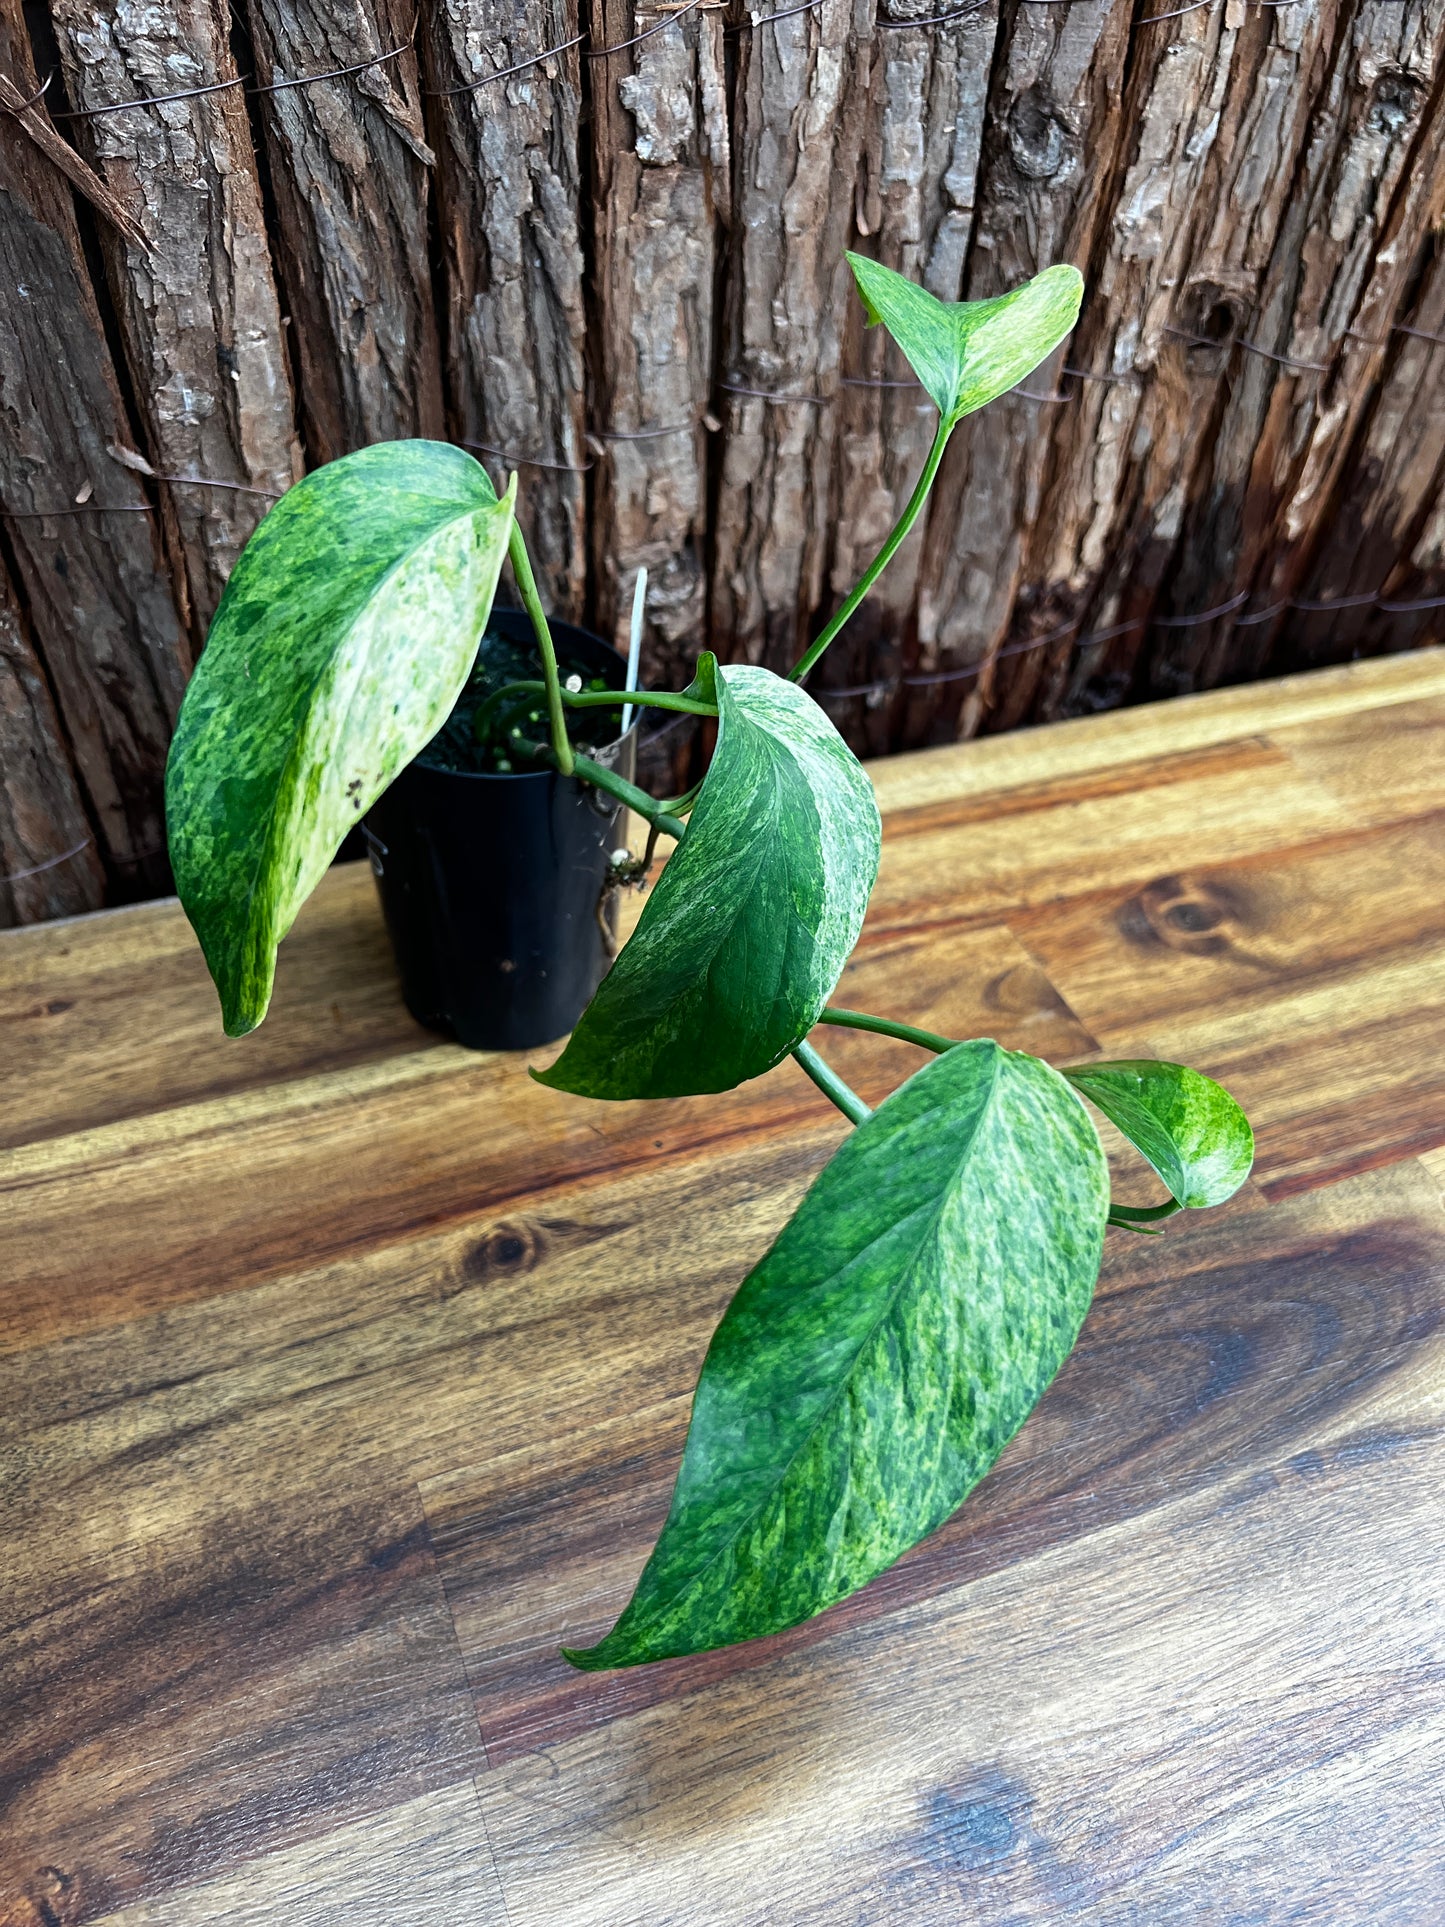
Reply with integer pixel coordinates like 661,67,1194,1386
483,678,717,723
820,1005,958,1055
518,738,690,842
507,515,574,777
792,1039,872,1127
789,417,952,685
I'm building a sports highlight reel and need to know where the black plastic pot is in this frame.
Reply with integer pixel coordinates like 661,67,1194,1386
365,612,637,1051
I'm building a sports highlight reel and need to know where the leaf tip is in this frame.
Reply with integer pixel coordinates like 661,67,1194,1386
560,1640,614,1673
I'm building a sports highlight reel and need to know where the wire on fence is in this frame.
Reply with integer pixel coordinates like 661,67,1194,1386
52,25,415,119
805,584,1445,703
0,834,94,888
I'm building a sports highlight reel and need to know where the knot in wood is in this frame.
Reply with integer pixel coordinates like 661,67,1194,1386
1007,88,1073,182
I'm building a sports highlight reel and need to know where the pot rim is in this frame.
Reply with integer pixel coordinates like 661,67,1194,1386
411,605,641,785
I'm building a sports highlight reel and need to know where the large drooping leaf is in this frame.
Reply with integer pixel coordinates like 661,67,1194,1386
566,1041,1109,1668
846,254,1084,425
1064,1061,1253,1209
167,441,515,1036
536,657,881,1099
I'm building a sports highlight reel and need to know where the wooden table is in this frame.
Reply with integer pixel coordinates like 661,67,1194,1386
4,650,1445,1926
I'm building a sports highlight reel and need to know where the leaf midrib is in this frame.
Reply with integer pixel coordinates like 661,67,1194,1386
621,1047,1005,1648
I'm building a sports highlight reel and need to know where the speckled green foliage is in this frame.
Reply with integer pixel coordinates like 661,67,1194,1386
1064,1061,1254,1208
535,658,881,1100
845,255,1084,426
566,1041,1109,1669
166,442,515,1036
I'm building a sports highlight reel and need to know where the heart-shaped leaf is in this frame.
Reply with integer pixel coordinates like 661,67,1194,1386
846,254,1084,425
1064,1060,1253,1209
536,658,881,1099
166,442,515,1037
566,1041,1108,1668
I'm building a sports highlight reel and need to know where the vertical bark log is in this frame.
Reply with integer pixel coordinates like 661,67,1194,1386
710,0,878,675
422,1,588,620
46,0,301,633
0,0,189,900
585,0,722,687
1151,0,1445,694
1293,232,1445,660
819,1,1000,756
1006,0,1266,722
243,0,444,464
911,0,1133,742
0,558,106,927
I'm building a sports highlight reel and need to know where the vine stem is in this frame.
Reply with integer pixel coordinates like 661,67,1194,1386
507,516,573,776
820,1005,957,1054
792,1039,872,1127
522,740,689,842
487,679,717,719
789,416,952,685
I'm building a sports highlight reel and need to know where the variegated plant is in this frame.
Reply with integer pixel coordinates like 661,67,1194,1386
166,257,1253,1671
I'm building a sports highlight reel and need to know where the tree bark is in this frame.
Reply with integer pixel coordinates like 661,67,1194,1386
819,0,1000,755
709,0,878,675
585,0,722,690
243,0,444,465
0,557,106,927
46,0,301,634
0,0,190,898
911,0,1133,742
422,0,589,620
1147,0,1445,697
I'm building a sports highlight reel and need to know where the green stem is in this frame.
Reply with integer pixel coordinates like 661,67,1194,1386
1106,1200,1184,1224
485,679,716,719
789,416,952,684
521,739,689,842
792,1039,872,1127
819,1005,957,1055
507,519,573,777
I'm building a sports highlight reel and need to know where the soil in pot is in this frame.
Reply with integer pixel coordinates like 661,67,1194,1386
366,609,638,1052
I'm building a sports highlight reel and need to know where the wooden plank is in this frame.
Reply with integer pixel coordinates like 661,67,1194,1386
89,1785,505,1927
0,0,191,900
46,0,301,634
4,657,1445,1921
0,862,423,1151
866,644,1445,810
428,1162,1434,1768
709,0,877,671
0,557,105,927
421,1,589,620
242,0,444,463
0,914,1089,1354
456,1159,1445,1924
0,1449,485,1920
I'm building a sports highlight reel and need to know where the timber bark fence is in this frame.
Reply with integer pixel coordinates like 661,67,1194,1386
2,0,1445,925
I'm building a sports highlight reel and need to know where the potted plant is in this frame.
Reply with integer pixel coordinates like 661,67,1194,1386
166,255,1253,1670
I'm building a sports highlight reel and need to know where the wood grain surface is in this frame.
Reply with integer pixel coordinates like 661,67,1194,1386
2,651,1444,1925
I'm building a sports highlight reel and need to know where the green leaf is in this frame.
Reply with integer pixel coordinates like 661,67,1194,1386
1064,1060,1253,1210
566,1041,1108,1668
845,254,1084,425
535,658,881,1099
166,442,515,1036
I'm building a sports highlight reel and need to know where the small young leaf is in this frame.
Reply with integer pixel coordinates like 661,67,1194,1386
536,658,881,1099
845,254,1084,425
565,1041,1108,1668
1064,1060,1253,1209
167,441,514,1036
